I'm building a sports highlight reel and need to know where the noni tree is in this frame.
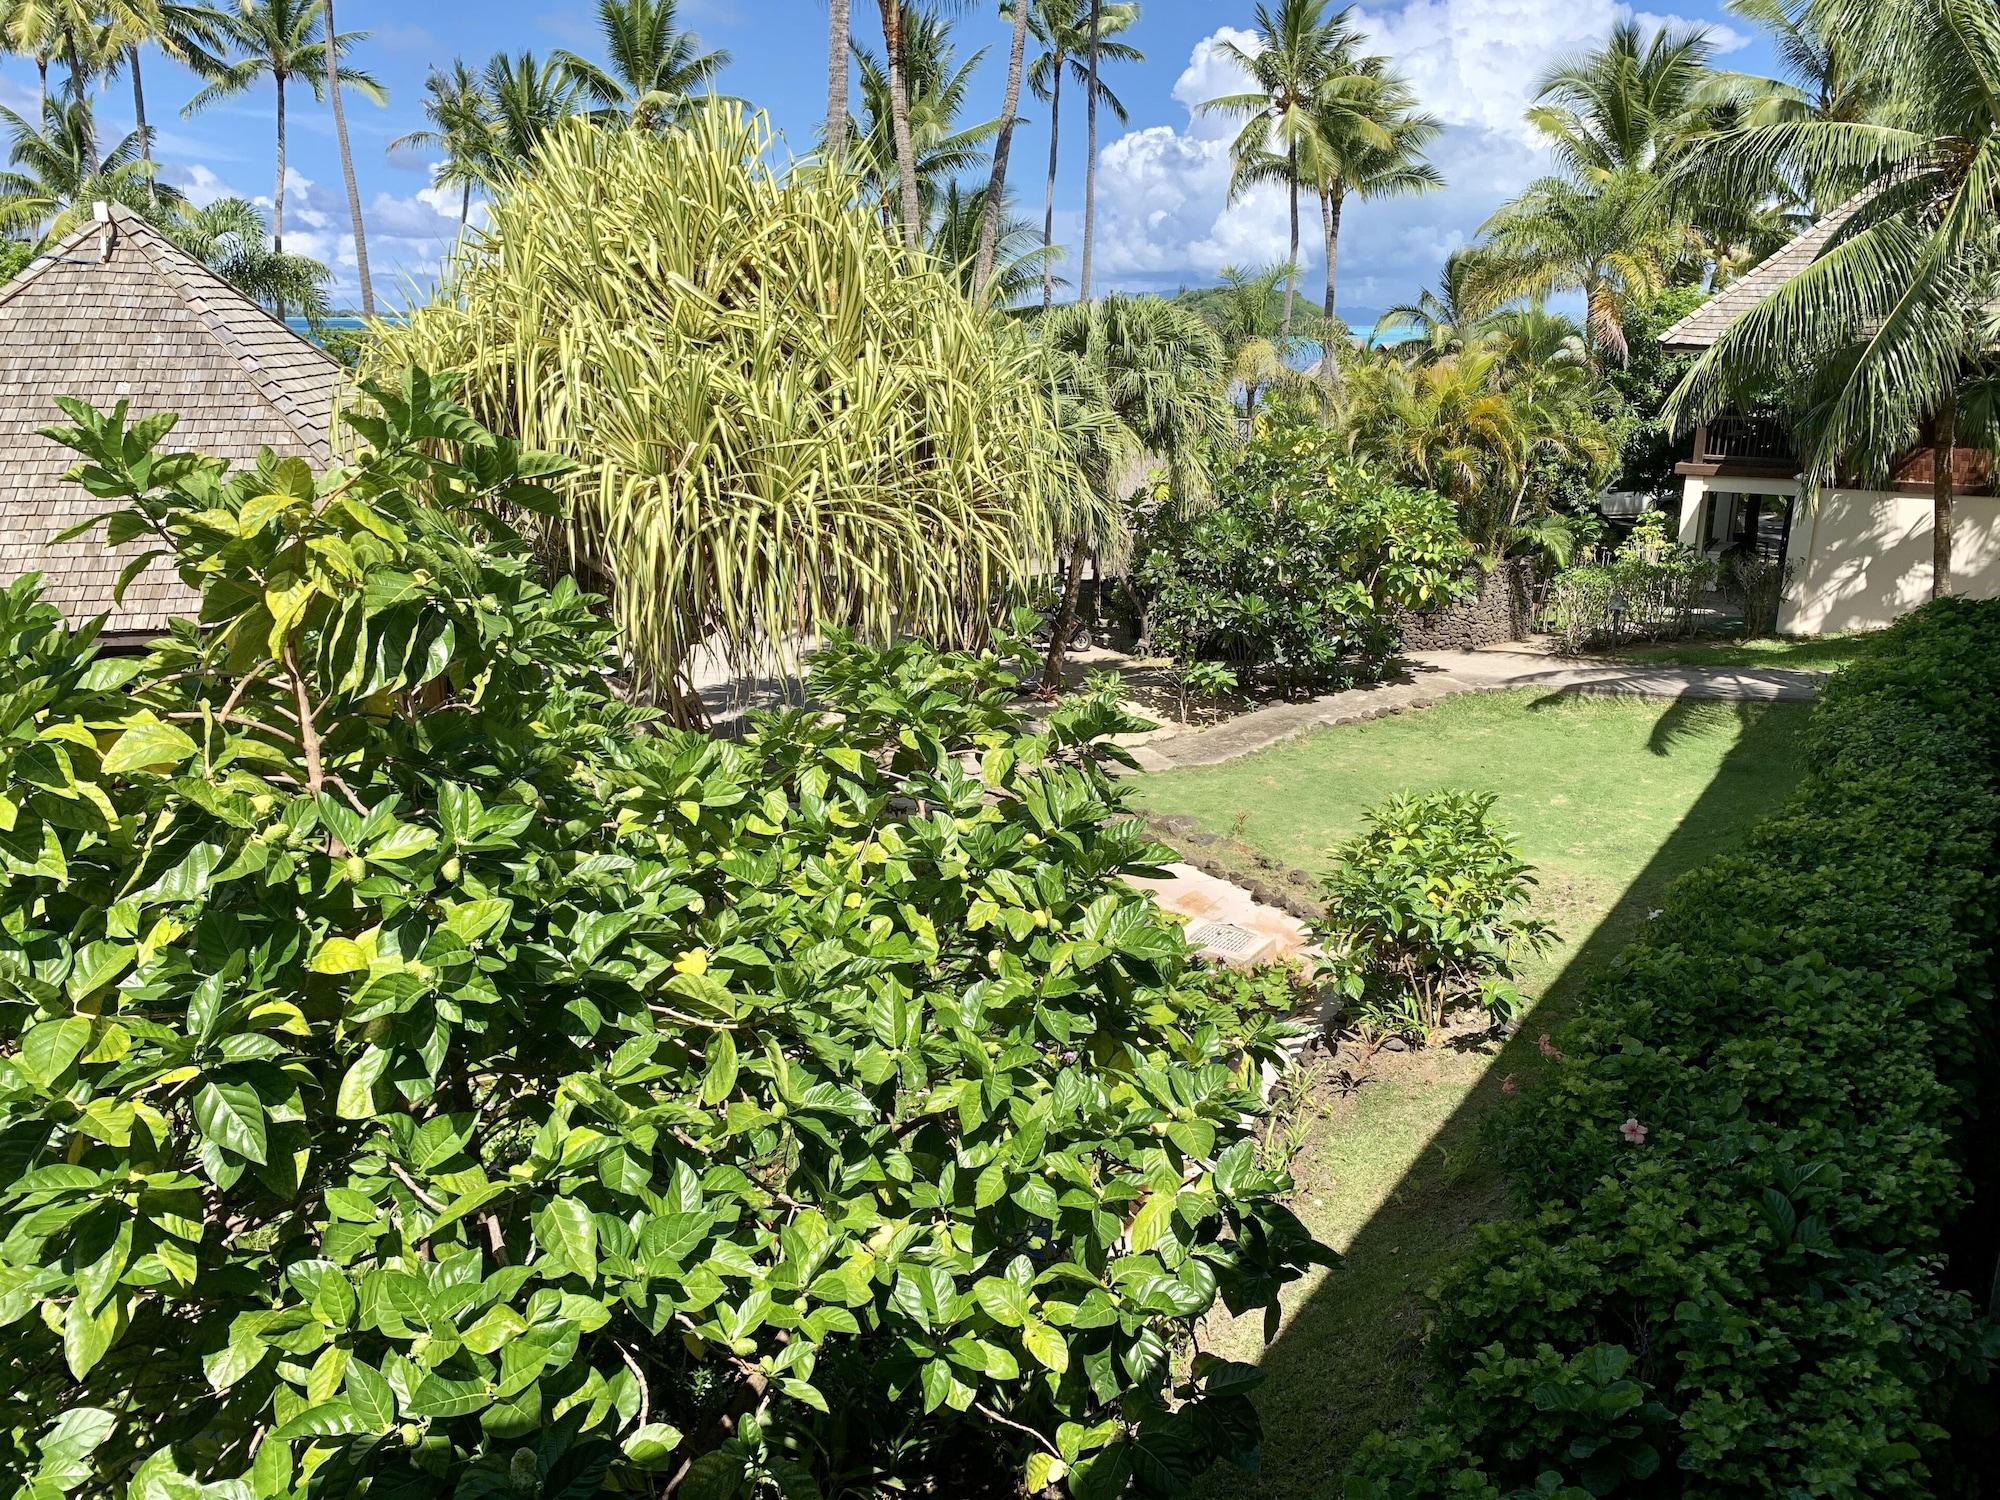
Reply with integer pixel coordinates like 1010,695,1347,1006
0,374,1328,1499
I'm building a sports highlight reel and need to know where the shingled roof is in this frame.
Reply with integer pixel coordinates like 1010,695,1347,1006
1659,198,1864,353
0,201,343,636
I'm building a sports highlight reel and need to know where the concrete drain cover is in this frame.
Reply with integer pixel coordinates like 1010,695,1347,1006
1186,920,1267,961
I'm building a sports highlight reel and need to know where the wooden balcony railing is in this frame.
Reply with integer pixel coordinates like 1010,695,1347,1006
1681,414,1798,476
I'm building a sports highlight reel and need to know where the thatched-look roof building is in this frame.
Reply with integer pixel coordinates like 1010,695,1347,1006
0,202,342,639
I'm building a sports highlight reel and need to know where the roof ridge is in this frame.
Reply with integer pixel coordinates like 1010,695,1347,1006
104,211,342,458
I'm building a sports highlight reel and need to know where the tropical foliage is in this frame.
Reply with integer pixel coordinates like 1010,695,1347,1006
1314,791,1553,1043
369,111,1076,719
1665,0,2000,596
1035,293,1233,688
0,373,1327,1498
1130,421,1471,693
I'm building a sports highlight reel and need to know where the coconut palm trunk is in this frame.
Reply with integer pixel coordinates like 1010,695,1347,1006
129,46,156,203
1932,392,1956,599
877,1,922,246
1079,0,1100,299
272,74,287,253
1040,61,1062,311
1321,184,1344,320
826,0,850,167
1042,540,1089,692
975,0,1032,297
323,0,374,316
1281,142,1299,339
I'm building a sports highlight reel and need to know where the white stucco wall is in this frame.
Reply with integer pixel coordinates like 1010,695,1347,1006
1678,476,2000,636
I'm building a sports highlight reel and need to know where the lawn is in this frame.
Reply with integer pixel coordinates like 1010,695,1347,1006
1604,631,1882,673
1131,689,1811,1497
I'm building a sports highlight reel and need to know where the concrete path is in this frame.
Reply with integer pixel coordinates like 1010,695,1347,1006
1123,642,1819,773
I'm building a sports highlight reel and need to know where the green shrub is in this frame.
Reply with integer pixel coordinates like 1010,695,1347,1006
1539,515,1715,652
0,377,1331,1498
1348,598,2000,1498
1312,792,1552,1044
1130,422,1471,696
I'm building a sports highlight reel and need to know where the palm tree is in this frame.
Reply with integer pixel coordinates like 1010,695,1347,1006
975,0,1032,297
1199,263,1289,418
874,1,923,246
389,60,493,233
320,0,380,315
1303,69,1440,320
1666,0,2000,598
0,0,58,109
1375,248,1500,358
1038,294,1230,688
1477,20,1723,363
166,194,330,318
1480,170,1696,364
826,0,850,167
850,13,995,228
1527,19,1719,181
93,4,227,203
476,52,582,177
932,181,1058,305
1697,0,1887,211
0,94,178,243
184,0,384,276
1078,0,1100,298
1017,0,1139,309
1202,0,1363,338
556,0,728,129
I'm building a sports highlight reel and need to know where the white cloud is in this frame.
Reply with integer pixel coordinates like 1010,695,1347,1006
1088,1,1745,312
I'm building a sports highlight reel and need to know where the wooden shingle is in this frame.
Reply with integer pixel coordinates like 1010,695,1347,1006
0,202,342,634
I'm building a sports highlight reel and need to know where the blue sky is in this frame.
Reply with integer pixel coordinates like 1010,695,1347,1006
1,0,1774,314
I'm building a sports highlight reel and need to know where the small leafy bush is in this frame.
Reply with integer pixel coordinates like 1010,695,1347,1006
1348,598,2000,1497
0,376,1331,1498
1539,515,1715,652
1312,792,1552,1044
1131,422,1471,696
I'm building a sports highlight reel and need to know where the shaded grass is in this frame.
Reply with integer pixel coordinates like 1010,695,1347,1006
1602,631,1882,673
1131,690,1811,1496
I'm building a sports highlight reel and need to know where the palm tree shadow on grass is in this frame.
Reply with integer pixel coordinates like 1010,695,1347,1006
1196,695,1809,1499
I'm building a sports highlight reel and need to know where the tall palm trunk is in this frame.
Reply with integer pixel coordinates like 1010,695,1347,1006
64,33,92,172
826,0,850,168
324,0,374,316
1280,143,1299,340
1079,0,1100,300
1321,185,1344,320
273,74,288,319
130,46,155,204
36,56,48,112
1041,540,1088,692
878,1,922,247
1932,392,1957,599
1040,60,1062,311
975,0,1032,297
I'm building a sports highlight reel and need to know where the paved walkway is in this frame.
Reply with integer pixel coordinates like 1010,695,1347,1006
1123,642,1819,773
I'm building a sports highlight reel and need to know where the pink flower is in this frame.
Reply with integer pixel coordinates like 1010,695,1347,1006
1620,1118,1648,1145
1500,1074,1518,1096
1537,1033,1563,1060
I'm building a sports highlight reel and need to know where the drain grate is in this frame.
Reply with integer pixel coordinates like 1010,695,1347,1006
1186,920,1267,960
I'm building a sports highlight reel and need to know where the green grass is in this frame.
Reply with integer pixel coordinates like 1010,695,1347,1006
1603,631,1882,673
1131,689,1810,1497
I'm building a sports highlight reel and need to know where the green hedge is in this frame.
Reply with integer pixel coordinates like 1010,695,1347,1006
1350,598,2000,1498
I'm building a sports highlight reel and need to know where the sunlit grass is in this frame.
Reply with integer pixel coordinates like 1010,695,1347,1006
1133,690,1810,1496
